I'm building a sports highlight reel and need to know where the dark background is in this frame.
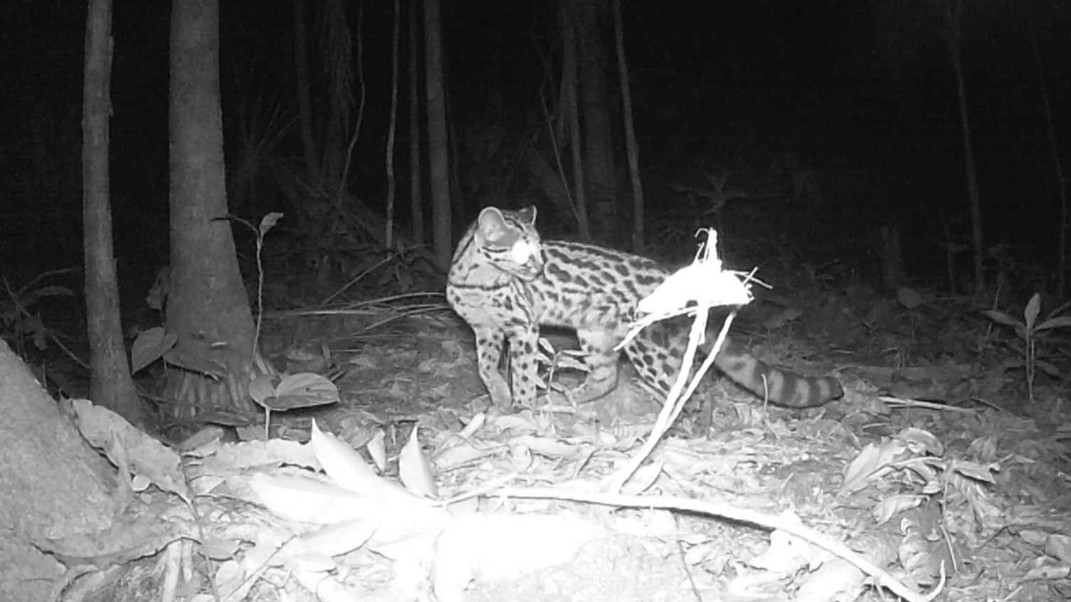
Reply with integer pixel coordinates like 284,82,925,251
1,0,1068,294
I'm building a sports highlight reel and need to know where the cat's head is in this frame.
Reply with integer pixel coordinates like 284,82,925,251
472,206,545,280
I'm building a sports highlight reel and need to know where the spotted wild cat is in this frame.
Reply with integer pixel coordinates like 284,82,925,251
446,206,843,409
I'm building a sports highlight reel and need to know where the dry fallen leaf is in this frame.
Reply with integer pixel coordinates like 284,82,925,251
840,438,908,496
72,399,190,502
367,429,387,472
310,419,380,492
432,440,494,471
872,494,925,525
399,426,439,498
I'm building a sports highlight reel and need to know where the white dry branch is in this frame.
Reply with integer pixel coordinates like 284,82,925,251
574,231,939,602
607,228,754,492
493,487,942,602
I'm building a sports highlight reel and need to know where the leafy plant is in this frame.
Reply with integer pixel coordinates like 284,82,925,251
132,212,285,375
228,211,285,357
0,270,75,355
131,212,340,430
248,371,339,438
983,293,1071,402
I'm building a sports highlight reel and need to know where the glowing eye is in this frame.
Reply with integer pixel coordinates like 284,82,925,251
509,239,533,264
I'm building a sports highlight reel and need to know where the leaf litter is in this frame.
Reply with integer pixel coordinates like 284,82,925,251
40,273,1071,601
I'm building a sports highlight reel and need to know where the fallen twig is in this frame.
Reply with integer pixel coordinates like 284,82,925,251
493,486,943,602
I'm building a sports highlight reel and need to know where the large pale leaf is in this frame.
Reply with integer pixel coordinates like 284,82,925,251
1024,293,1041,330
296,519,378,558
305,421,449,555
1036,358,1062,376
988,311,1029,340
982,310,1024,331
949,459,998,484
163,346,226,379
399,426,438,498
130,327,177,374
1035,315,1071,332
73,399,190,501
840,439,908,496
872,494,924,524
249,473,373,524
267,373,339,410
895,427,943,456
309,419,381,492
366,429,387,472
248,374,277,407
259,212,284,237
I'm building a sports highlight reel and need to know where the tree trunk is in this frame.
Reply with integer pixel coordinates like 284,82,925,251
83,0,141,424
424,0,452,269
168,0,256,416
943,0,984,294
611,0,644,253
1028,21,1068,297
951,52,983,294
339,0,366,204
576,0,616,241
320,0,353,196
560,0,590,240
407,0,425,244
293,0,320,187
0,339,116,602
385,0,401,248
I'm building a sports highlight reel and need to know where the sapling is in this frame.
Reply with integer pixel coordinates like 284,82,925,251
983,293,1071,403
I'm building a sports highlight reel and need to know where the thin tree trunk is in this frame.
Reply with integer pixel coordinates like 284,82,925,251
424,0,452,269
943,0,984,293
320,0,353,197
168,0,256,415
337,0,366,201
611,0,644,254
385,0,400,248
1028,22,1068,297
407,0,424,244
951,55,983,293
576,0,616,240
560,0,589,239
83,0,141,424
293,0,319,186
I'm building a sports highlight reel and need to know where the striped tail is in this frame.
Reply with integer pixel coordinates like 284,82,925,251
712,339,843,408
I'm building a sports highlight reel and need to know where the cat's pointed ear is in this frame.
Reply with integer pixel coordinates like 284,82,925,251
516,205,537,225
477,207,507,240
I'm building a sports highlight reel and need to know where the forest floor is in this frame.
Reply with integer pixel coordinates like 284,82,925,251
225,269,1071,602
11,247,1071,601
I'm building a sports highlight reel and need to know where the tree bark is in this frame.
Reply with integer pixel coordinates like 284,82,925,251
576,0,616,241
0,339,115,602
168,0,256,415
424,0,452,268
321,0,353,196
82,0,141,424
385,0,401,248
1028,21,1068,297
561,0,590,240
943,0,984,293
951,52,983,294
407,0,425,244
611,0,644,253
293,0,320,187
